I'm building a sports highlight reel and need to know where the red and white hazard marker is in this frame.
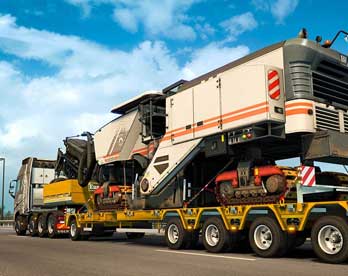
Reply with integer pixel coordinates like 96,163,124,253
301,166,316,186
268,70,280,100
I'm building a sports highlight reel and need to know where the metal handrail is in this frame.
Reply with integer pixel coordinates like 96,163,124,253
0,220,14,228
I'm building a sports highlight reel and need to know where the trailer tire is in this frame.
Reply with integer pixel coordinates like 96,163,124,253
47,214,58,239
202,217,231,253
69,218,82,241
165,218,191,250
37,215,47,238
311,216,348,264
126,232,145,239
15,215,26,236
249,217,287,258
28,215,38,237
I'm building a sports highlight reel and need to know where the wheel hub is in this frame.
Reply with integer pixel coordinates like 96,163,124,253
70,223,77,237
205,224,220,247
48,217,55,234
168,224,179,244
254,225,273,250
318,225,343,255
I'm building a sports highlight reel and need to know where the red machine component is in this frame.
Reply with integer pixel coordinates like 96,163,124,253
94,185,121,199
215,165,286,205
215,165,284,187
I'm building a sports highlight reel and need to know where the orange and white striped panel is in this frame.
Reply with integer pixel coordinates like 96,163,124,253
268,70,280,100
300,166,316,186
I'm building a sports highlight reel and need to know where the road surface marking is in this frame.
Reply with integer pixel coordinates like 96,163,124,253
155,250,257,261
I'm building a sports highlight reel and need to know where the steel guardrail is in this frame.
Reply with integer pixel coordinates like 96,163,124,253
0,220,14,228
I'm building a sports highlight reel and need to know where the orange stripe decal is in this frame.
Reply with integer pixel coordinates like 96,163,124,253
286,108,311,116
221,102,267,120
285,102,313,108
222,106,269,124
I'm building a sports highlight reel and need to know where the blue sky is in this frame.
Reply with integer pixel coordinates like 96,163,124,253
0,0,348,211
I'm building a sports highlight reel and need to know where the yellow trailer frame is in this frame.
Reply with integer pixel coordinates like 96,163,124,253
67,200,348,234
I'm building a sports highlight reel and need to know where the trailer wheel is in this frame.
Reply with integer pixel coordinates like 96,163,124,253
15,215,26,236
69,218,82,241
311,216,348,264
28,216,38,237
202,217,231,253
165,218,191,250
47,214,58,239
249,217,287,258
37,215,47,238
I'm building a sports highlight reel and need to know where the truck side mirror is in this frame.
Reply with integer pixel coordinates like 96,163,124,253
8,179,17,199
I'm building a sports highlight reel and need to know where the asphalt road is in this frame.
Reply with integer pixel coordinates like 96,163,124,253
0,228,347,276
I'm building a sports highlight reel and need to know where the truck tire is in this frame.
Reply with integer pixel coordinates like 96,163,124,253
47,214,58,239
28,215,38,237
69,218,82,241
37,215,47,238
202,217,231,253
311,216,348,264
249,217,287,258
14,215,26,236
126,232,145,239
165,218,191,250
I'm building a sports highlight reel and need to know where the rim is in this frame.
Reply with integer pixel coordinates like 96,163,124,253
48,216,55,234
254,224,273,250
205,224,220,247
29,219,34,233
15,217,20,232
318,225,343,255
70,222,77,237
38,217,44,233
167,224,179,244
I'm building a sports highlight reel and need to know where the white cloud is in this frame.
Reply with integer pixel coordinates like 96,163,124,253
251,0,270,11
182,43,250,79
195,22,215,40
65,0,92,17
113,8,138,33
220,12,258,42
111,0,197,40
64,0,199,40
251,0,299,23
271,0,299,23
0,118,41,148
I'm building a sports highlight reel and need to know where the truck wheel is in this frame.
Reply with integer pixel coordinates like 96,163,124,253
165,218,191,250
37,215,47,238
15,215,26,236
69,218,82,241
311,216,348,264
28,216,38,237
202,217,231,253
47,214,58,239
126,232,145,239
249,217,287,258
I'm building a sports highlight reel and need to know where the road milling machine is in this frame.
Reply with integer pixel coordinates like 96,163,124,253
50,29,348,210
